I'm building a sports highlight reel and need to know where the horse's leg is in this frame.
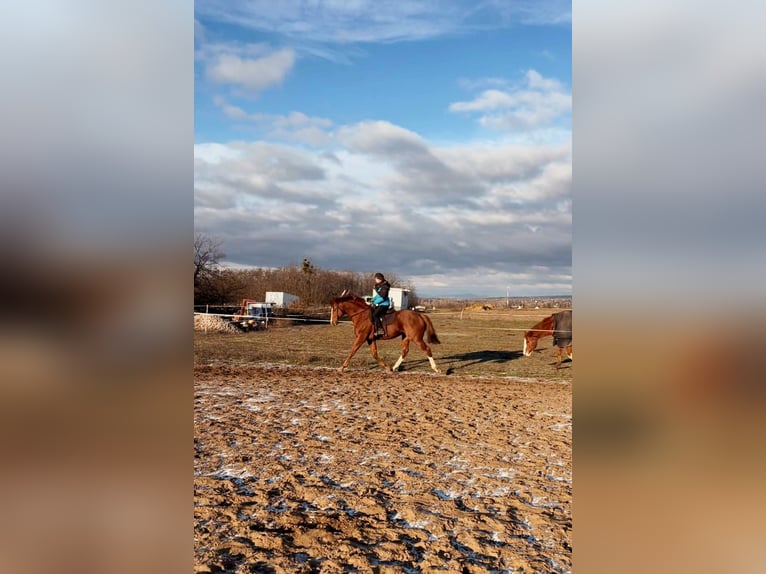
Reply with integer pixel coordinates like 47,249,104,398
339,333,369,372
368,340,392,371
413,336,440,373
555,347,563,369
566,344,573,360
391,338,410,372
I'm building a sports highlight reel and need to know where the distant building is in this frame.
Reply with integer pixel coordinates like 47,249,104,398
265,291,299,307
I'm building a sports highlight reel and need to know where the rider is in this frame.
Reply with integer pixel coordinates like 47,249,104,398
370,272,391,337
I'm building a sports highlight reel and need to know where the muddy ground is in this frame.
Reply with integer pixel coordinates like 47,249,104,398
194,361,571,573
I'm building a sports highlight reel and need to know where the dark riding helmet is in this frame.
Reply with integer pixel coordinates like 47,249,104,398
374,272,385,280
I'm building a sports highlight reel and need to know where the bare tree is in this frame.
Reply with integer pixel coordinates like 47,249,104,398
194,234,225,303
194,234,224,283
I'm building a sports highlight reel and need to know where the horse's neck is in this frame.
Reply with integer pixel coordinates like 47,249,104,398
343,301,370,318
530,317,555,335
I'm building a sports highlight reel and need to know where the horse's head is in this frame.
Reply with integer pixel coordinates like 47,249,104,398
330,289,350,325
330,300,344,325
523,331,538,356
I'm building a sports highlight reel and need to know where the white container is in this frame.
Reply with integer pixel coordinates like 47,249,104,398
265,291,299,307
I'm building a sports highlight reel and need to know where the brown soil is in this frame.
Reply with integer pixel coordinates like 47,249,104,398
194,363,571,573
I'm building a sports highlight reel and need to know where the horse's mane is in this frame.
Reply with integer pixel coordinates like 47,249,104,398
333,293,367,305
525,313,556,337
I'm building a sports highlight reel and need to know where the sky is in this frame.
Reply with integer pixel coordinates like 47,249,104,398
194,0,571,298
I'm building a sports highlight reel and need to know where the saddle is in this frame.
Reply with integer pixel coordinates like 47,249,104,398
370,305,395,338
381,307,395,325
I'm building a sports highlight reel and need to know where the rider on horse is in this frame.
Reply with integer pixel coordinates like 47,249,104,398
370,272,391,337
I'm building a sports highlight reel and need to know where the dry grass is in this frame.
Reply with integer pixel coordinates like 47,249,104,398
194,308,572,381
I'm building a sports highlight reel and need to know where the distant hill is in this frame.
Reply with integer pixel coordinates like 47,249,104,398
415,295,571,310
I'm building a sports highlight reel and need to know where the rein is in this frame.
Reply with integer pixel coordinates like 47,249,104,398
346,307,371,319
337,303,372,320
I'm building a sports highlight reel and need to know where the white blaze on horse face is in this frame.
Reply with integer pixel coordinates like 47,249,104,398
523,338,529,356
330,305,336,325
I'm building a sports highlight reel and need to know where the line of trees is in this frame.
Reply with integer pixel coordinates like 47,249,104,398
194,234,418,307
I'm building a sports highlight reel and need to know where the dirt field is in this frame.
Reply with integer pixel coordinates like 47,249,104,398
194,309,572,573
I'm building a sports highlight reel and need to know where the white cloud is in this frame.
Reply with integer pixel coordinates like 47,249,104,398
525,69,562,91
449,89,515,112
435,143,570,182
205,48,295,94
268,111,334,146
195,0,570,47
211,99,335,146
194,118,571,295
213,96,249,120
449,69,571,131
337,120,425,155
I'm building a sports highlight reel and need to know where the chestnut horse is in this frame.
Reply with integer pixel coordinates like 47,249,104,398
330,291,441,373
523,310,573,369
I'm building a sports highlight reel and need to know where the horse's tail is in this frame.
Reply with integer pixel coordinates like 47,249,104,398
422,314,441,345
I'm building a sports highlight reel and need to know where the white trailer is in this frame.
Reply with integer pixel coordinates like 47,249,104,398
390,287,409,310
265,291,299,307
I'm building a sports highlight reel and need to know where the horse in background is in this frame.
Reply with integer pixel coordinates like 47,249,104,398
523,310,573,369
330,290,441,373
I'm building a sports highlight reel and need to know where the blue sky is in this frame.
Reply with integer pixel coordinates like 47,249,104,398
194,1,571,297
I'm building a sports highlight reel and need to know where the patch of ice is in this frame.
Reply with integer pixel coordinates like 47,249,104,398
546,474,571,483
481,486,511,497
213,466,253,479
541,412,571,419
405,519,430,530
494,469,517,479
359,452,391,465
432,488,460,501
247,391,279,404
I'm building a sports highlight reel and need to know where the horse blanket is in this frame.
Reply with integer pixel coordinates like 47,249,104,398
552,310,572,348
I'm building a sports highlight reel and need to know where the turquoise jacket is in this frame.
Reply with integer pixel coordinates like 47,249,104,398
371,280,391,306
